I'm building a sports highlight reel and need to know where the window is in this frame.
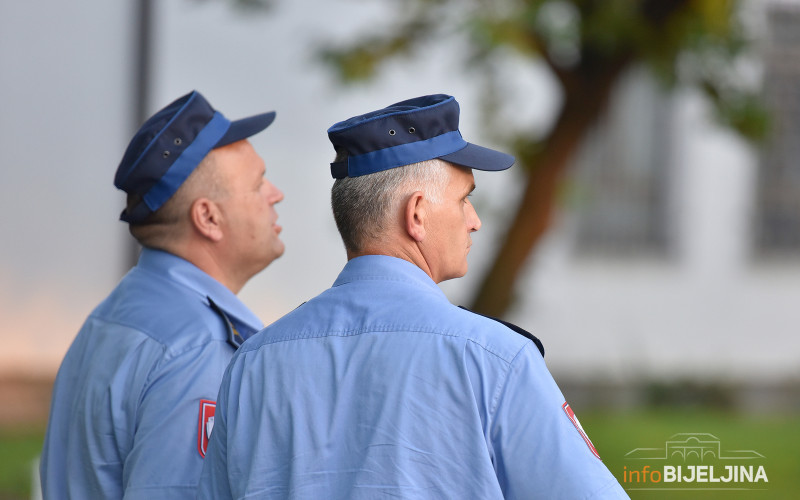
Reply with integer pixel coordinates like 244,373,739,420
570,68,673,257
755,5,800,257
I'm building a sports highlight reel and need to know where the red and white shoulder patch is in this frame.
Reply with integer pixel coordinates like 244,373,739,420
197,399,216,458
562,402,601,460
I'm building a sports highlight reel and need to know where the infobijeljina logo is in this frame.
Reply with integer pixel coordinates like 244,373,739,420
621,433,768,492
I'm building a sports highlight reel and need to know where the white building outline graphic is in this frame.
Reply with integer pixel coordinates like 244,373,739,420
625,433,765,462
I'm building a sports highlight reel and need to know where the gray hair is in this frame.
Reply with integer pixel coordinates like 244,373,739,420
331,158,450,254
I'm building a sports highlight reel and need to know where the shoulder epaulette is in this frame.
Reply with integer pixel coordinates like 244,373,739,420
208,297,245,349
458,306,544,358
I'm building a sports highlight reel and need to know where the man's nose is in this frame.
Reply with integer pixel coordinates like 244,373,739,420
467,200,481,232
268,183,284,204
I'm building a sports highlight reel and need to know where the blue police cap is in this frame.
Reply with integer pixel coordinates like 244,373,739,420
115,90,276,224
327,94,514,179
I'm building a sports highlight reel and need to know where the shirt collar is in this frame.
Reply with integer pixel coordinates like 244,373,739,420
333,255,447,299
136,247,264,334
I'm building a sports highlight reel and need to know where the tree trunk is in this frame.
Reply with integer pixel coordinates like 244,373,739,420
469,62,629,317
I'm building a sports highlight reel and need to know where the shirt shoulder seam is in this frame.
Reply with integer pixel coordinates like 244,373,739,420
87,311,217,353
242,325,521,364
488,341,533,417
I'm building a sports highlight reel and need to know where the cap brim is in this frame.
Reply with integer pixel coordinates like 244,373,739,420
439,142,515,172
215,111,276,148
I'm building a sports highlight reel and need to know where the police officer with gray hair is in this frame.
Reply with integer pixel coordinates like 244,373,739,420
199,94,628,499
41,90,285,499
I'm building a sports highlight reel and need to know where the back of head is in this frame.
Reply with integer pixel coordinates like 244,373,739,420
126,152,222,250
331,158,449,254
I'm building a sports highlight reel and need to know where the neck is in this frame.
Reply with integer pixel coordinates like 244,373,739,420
350,237,435,282
163,239,247,294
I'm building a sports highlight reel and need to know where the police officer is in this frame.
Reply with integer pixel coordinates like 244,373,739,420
198,94,628,498
40,90,285,499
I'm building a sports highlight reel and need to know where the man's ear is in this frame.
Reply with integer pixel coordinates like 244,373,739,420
404,191,426,242
190,198,224,242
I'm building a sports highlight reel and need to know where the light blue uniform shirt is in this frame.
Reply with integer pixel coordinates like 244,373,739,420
40,248,262,500
199,255,628,499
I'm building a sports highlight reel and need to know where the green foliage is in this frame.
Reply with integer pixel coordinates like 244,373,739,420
0,426,44,500
319,0,766,142
643,379,736,409
319,18,434,82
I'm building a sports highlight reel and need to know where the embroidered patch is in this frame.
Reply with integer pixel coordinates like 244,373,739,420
197,399,216,458
563,402,601,460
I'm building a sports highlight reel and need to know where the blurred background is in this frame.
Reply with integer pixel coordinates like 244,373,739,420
1,0,799,498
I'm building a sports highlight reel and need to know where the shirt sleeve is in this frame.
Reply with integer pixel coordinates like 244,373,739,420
488,342,630,499
121,340,232,500
197,358,234,500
